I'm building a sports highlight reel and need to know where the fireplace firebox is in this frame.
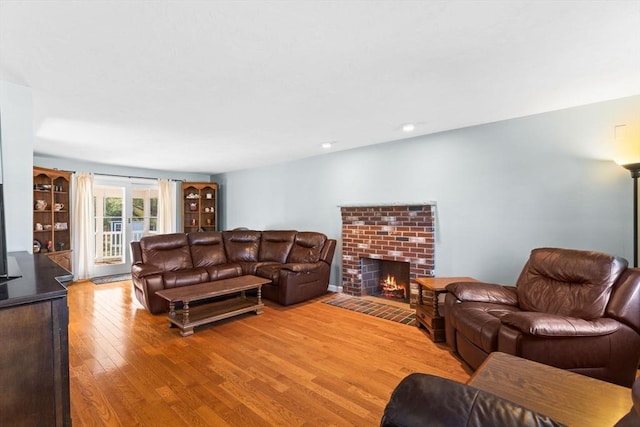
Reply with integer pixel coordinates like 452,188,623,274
361,258,410,302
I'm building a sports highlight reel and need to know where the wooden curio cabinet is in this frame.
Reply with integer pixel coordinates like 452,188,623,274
182,182,218,232
33,167,73,272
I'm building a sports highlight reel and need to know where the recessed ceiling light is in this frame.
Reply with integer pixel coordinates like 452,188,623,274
321,142,334,149
402,123,415,132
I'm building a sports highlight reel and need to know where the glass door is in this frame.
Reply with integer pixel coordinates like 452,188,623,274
92,177,158,277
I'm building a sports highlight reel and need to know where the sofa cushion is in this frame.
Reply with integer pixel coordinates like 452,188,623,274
188,231,227,267
516,248,628,319
259,230,296,263
204,264,242,281
255,263,282,284
500,312,620,337
452,302,520,353
223,230,261,262
162,269,209,288
140,233,193,271
287,232,327,263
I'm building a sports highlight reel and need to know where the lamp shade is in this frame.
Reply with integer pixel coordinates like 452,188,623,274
613,123,640,166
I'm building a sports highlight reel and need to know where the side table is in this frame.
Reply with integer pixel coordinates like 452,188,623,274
467,352,633,426
414,276,478,342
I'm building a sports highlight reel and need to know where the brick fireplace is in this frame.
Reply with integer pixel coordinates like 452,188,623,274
340,204,435,303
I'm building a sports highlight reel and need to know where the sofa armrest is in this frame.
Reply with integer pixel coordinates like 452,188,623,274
131,263,164,278
501,311,620,337
446,282,519,306
281,262,321,273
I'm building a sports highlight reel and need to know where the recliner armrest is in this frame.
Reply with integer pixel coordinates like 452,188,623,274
501,311,620,337
447,282,519,306
281,262,321,273
131,263,164,278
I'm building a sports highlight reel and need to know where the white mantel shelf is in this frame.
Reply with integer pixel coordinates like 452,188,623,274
338,202,437,208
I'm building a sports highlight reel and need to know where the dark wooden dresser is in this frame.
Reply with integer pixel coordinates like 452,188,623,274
0,252,73,426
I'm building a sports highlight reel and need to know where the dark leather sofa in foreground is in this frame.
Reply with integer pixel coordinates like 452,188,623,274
131,229,336,314
381,373,561,427
382,372,640,427
444,247,640,387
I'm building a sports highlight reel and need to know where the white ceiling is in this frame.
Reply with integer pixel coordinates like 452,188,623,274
1,1,639,174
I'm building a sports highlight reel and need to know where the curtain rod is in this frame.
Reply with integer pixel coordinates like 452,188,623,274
46,168,187,182
91,172,185,182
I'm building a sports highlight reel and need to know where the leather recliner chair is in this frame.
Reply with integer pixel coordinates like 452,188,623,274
444,247,640,387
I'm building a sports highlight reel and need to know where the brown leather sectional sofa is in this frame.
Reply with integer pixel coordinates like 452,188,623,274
444,247,640,387
130,229,336,314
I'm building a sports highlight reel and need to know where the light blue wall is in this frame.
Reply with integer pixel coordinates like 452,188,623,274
213,95,640,286
0,81,34,252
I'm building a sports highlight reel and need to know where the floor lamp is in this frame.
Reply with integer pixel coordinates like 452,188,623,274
622,162,640,268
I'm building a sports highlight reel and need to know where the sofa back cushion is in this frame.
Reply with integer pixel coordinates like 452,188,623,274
516,247,628,319
259,230,296,263
287,232,327,263
188,231,227,267
140,233,193,271
223,230,261,262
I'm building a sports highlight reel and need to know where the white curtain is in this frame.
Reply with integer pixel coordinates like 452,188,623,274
73,173,95,280
157,179,175,234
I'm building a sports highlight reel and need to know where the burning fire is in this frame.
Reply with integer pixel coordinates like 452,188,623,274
381,275,406,299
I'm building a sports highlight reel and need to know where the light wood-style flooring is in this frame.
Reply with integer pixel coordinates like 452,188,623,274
68,280,472,426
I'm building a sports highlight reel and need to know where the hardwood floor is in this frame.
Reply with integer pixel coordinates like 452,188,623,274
67,280,472,426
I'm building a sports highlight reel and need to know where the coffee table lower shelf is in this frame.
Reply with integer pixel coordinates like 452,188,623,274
168,296,264,336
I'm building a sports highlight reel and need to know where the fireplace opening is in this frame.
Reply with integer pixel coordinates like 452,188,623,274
361,258,410,303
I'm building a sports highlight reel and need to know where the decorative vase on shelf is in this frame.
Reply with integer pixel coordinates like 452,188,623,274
35,200,47,211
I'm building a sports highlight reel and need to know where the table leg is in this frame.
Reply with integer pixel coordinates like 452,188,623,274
256,285,264,315
168,302,176,328
433,291,440,317
433,291,447,317
180,327,194,337
182,301,190,326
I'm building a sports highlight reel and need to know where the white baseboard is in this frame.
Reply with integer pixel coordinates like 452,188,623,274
327,284,342,293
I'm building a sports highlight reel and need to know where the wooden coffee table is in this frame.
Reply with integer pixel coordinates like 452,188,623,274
155,275,270,336
414,276,478,342
468,352,633,426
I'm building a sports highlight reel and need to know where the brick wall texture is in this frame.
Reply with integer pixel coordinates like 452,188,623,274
341,205,435,296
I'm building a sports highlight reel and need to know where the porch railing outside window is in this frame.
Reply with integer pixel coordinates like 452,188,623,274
96,217,157,261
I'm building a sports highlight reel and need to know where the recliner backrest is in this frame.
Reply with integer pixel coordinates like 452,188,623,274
139,233,193,272
516,247,628,319
222,230,261,262
259,230,296,263
188,231,227,267
287,232,327,263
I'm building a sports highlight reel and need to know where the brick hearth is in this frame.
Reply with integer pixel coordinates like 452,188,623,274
340,204,435,298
